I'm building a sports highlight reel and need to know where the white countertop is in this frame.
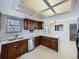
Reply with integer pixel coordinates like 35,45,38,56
0,35,38,54
0,34,58,45
41,34,58,39
0,34,58,54
0,36,36,45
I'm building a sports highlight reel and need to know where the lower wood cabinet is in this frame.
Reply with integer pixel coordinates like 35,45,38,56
34,36,41,47
35,36,58,51
1,36,58,59
50,38,58,51
41,37,51,48
1,40,28,59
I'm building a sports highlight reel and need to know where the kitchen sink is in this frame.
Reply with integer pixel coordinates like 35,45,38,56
8,37,23,41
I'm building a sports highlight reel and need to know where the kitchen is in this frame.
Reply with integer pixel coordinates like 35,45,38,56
0,0,78,59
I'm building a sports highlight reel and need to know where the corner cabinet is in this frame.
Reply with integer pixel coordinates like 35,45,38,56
24,19,43,30
1,40,28,59
34,36,58,52
40,36,58,51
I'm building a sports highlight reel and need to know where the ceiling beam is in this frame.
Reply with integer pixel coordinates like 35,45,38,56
43,0,57,14
33,0,69,17
42,0,69,12
51,0,69,7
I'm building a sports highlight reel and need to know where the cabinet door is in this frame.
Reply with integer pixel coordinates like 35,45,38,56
31,21,36,29
34,37,40,47
34,22,38,29
24,19,31,29
41,37,51,48
1,45,8,59
44,37,51,48
50,39,58,51
40,36,45,45
1,43,17,59
19,40,28,55
7,46,17,59
38,22,43,29
1,40,28,59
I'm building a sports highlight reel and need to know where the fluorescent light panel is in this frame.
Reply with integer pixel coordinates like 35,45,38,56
53,0,71,14
48,0,63,6
22,0,48,12
41,9,55,16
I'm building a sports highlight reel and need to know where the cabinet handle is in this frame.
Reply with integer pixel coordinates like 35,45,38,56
13,45,18,47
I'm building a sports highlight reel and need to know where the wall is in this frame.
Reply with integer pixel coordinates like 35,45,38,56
0,14,43,41
42,0,79,58
43,18,77,59
0,0,42,21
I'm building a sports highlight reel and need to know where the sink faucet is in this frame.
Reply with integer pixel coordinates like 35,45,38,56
15,34,19,39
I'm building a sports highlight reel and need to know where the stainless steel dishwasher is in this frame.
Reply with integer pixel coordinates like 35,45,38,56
28,37,35,51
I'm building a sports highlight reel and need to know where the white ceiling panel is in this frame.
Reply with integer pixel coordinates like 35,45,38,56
53,0,71,14
20,0,72,19
48,0,63,6
22,0,49,12
41,9,55,16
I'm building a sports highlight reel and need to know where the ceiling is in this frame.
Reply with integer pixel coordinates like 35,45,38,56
16,0,72,19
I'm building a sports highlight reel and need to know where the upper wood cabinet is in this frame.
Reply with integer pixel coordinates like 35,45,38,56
24,19,43,30
38,22,43,29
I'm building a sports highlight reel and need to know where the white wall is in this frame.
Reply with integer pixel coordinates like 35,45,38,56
0,14,43,41
0,0,42,21
43,0,79,58
43,18,77,59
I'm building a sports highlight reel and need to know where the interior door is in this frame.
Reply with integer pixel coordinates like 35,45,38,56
70,24,77,41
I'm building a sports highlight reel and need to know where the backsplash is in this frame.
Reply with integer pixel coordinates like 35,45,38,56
0,14,43,41
0,30,43,41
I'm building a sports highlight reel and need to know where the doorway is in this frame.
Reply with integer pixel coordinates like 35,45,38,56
69,24,77,41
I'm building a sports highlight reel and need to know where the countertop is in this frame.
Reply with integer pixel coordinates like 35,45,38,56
0,34,58,45
0,35,38,45
0,35,39,54
0,34,59,55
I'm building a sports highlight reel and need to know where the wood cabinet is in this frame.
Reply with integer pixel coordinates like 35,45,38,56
40,36,45,45
40,36,58,51
40,36,51,48
24,19,43,30
44,37,51,48
34,36,41,47
19,40,28,55
1,36,58,59
24,19,31,29
50,39,58,51
38,22,43,29
34,36,58,51
1,40,28,59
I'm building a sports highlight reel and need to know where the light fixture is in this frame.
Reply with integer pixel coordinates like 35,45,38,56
53,0,71,14
41,9,55,17
48,0,63,6
22,0,49,12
